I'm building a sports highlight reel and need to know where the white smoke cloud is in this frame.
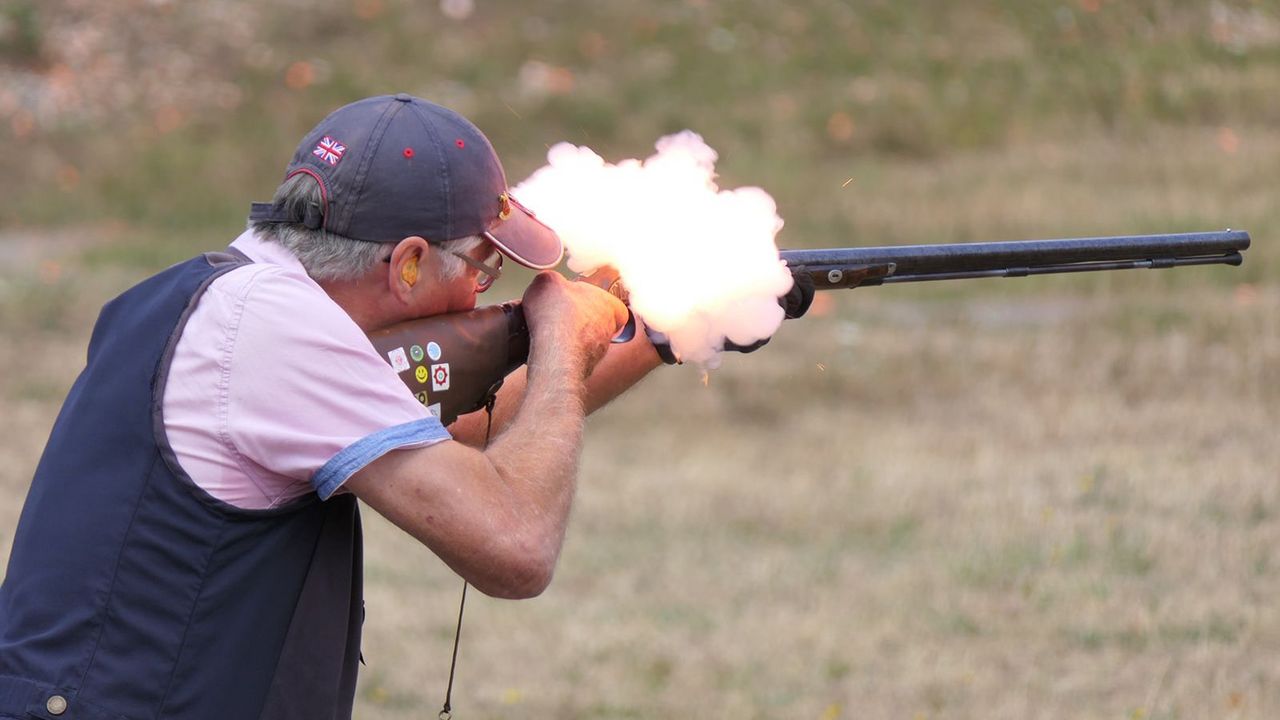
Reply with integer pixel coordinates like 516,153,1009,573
512,131,793,368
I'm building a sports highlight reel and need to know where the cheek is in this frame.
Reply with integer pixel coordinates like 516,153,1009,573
448,278,478,312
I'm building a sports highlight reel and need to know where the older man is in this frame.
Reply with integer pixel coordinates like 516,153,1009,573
0,94,658,720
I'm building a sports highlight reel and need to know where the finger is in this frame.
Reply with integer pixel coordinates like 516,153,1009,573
579,283,630,330
528,269,563,292
608,293,630,328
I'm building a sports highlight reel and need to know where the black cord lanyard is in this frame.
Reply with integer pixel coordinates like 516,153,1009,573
439,397,497,720
437,581,467,720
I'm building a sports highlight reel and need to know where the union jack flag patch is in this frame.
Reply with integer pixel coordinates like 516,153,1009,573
312,136,346,166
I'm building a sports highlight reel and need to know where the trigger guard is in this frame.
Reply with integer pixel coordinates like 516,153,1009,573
611,309,637,343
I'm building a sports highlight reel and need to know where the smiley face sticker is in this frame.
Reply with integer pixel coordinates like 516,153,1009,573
414,365,429,384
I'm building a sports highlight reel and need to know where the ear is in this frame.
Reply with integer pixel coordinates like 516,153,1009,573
386,236,433,303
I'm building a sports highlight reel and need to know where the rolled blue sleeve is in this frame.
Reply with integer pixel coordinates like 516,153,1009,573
313,417,451,500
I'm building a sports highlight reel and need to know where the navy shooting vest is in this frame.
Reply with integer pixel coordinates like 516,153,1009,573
0,251,363,720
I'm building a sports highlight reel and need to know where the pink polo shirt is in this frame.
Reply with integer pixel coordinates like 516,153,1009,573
161,230,451,509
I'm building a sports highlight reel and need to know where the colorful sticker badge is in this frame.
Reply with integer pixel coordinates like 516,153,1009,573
426,341,442,361
430,363,451,392
410,344,425,363
414,365,429,384
387,347,411,373
426,403,442,419
415,391,429,406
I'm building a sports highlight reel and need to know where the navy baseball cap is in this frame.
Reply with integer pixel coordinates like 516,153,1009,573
249,94,563,269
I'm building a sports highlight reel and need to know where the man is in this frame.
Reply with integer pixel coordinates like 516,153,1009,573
0,94,659,719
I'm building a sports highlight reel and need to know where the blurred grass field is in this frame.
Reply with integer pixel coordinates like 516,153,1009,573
2,1,1278,718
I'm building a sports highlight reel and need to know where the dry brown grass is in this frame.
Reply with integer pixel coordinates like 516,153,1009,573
2,125,1277,719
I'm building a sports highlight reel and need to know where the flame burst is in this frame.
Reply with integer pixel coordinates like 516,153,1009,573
513,131,793,368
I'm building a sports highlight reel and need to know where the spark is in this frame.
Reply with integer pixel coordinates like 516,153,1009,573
816,362,826,372
841,177,853,188
503,101,522,120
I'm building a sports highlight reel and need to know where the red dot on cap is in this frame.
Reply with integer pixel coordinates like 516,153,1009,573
403,147,415,158
454,138,466,149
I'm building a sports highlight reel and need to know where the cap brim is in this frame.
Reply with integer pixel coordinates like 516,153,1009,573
484,194,564,270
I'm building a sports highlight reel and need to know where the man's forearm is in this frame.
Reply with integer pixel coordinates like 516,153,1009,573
582,330,664,412
345,345,592,599
473,334,592,585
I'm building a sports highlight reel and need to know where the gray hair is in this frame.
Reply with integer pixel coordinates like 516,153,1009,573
249,173,483,283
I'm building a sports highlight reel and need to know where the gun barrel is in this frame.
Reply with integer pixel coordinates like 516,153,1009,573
781,230,1249,288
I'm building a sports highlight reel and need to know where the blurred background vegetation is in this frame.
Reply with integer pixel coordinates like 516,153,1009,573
2,2,1278,718
3,0,1279,266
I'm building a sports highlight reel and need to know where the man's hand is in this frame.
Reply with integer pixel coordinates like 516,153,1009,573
521,271,630,380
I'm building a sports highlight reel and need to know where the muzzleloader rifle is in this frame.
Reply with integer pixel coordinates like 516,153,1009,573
367,229,1250,424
